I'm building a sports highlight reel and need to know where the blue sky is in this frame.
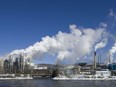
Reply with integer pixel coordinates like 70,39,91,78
0,0,116,64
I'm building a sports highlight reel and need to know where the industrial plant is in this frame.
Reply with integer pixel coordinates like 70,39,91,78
52,51,116,80
0,54,55,79
0,50,116,80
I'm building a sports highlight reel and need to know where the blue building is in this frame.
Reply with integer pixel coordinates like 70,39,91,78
108,63,116,70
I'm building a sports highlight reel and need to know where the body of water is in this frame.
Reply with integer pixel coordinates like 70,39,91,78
0,79,116,87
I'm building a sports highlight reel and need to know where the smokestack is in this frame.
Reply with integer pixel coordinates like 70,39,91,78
94,38,107,69
98,55,99,65
109,53,111,64
98,54,101,65
109,52,113,64
94,51,96,70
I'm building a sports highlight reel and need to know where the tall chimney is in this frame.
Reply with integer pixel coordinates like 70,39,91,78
94,52,96,70
109,53,111,64
109,53,113,64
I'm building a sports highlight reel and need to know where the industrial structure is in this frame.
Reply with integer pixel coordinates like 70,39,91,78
52,51,116,78
0,54,55,78
0,51,116,79
3,54,33,74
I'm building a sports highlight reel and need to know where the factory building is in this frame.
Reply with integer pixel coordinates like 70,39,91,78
13,58,20,73
0,59,4,73
19,55,25,73
32,64,55,78
108,63,116,70
33,64,53,75
3,54,33,74
9,55,15,73
4,59,9,73
107,63,116,75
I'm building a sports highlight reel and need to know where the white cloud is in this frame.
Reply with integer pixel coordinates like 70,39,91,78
109,43,116,63
95,38,108,51
109,9,116,20
7,24,107,64
100,22,107,28
109,9,114,17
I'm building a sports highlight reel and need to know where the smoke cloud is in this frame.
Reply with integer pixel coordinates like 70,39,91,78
109,9,116,20
8,24,107,64
109,43,116,63
95,38,108,51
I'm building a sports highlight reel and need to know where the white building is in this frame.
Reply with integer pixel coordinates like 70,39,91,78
95,70,111,78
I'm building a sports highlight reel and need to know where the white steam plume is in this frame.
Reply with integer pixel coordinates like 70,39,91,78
7,24,107,64
95,38,108,51
109,43,116,63
109,9,116,20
